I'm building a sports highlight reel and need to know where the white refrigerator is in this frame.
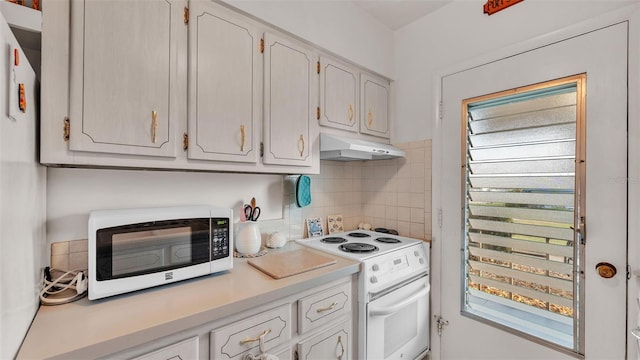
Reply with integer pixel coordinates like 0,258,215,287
0,10,46,360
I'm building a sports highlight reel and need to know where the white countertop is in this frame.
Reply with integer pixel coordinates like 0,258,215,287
17,243,360,359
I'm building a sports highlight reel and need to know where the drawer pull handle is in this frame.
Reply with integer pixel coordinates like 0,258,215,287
316,301,338,313
336,335,344,359
240,328,271,345
240,125,245,152
298,134,305,157
348,104,354,123
151,110,158,143
632,327,640,340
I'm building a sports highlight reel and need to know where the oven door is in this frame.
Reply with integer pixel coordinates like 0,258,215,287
366,274,430,360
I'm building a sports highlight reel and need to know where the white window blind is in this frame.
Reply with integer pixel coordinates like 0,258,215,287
463,79,584,352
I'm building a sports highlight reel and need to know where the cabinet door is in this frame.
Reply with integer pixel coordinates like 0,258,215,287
360,72,390,139
297,321,351,360
69,0,185,157
319,56,358,132
263,32,317,167
188,2,260,163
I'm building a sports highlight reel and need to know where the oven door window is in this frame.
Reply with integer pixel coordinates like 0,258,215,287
367,275,430,359
96,218,210,280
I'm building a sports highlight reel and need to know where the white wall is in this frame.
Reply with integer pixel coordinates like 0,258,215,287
47,168,283,243
393,0,638,143
222,0,394,78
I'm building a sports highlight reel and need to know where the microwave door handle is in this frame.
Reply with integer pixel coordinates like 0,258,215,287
369,284,430,317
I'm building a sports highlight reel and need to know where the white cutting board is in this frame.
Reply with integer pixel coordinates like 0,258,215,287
247,249,337,279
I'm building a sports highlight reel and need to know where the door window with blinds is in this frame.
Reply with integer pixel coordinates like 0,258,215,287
462,75,585,352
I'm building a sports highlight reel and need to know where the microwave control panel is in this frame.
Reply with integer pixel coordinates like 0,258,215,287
211,218,230,259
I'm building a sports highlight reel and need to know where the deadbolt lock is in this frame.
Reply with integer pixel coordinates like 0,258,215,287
596,262,617,279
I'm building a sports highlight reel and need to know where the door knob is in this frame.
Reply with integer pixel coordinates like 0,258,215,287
596,262,617,279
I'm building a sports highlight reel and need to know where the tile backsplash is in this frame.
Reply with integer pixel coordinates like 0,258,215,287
50,140,432,269
261,139,432,241
51,239,88,271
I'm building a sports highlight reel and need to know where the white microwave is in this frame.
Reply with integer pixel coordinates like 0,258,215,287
88,205,233,300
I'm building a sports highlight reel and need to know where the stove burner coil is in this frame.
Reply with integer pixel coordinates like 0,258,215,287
375,228,399,235
339,243,379,253
348,232,371,238
321,237,347,244
375,237,401,244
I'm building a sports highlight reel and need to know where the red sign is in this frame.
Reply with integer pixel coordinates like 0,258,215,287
484,0,524,15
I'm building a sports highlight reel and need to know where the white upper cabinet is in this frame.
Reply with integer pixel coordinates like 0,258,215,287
360,72,390,139
262,32,317,167
68,0,186,157
187,1,260,163
319,56,358,132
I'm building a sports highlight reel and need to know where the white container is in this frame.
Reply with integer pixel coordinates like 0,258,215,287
266,232,287,248
236,221,261,255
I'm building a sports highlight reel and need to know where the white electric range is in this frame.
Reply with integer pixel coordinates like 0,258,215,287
297,230,430,360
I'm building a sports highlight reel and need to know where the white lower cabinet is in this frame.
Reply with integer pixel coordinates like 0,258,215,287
209,280,353,360
114,278,354,360
296,321,351,360
131,336,199,360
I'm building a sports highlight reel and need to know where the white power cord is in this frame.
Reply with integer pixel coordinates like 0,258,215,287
39,267,87,305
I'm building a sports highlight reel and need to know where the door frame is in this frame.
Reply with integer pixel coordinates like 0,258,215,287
431,4,640,359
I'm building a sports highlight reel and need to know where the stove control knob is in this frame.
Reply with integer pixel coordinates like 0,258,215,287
370,276,378,284
372,264,380,272
414,250,420,257
419,258,425,264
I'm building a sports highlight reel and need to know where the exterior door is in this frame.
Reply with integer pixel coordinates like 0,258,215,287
188,1,260,163
436,22,627,358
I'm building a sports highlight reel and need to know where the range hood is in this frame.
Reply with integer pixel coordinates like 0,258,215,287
320,133,405,161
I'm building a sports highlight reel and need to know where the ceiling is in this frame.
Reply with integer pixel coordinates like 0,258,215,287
352,0,452,30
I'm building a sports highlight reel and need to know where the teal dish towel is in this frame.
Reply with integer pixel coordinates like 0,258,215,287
296,175,311,207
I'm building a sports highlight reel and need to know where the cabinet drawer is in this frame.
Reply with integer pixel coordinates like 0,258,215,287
298,281,351,334
297,320,351,360
131,336,198,360
210,303,292,360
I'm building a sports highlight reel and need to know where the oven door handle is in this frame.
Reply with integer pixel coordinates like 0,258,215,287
369,283,430,316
